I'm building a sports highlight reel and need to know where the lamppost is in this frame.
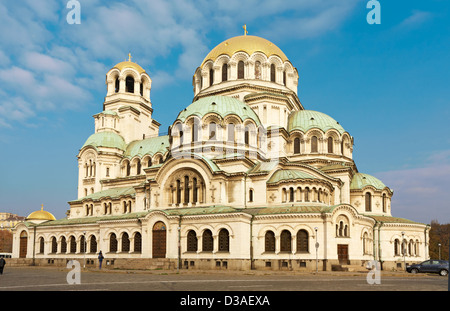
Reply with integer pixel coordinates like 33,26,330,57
314,227,319,273
401,232,406,271
438,243,441,260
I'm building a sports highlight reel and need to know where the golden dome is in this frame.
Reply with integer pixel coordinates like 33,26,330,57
113,61,146,74
27,205,56,221
201,35,289,66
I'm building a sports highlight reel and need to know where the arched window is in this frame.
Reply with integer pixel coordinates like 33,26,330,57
140,82,143,96
283,70,286,85
209,122,217,140
147,158,152,168
125,76,134,93
209,68,214,86
289,187,294,202
202,229,213,252
184,176,190,204
80,235,85,253
218,229,229,252
51,237,57,253
69,236,76,253
110,233,118,252
270,64,276,82
311,136,318,153
304,187,310,202
39,237,44,254
297,230,309,252
126,162,131,177
265,231,275,252
90,236,97,253
280,230,291,252
136,160,141,175
222,63,228,82
294,137,300,154
249,189,253,202
134,232,142,253
365,192,372,212
193,178,198,203
327,137,333,153
382,193,386,213
238,61,244,79
122,233,130,252
187,230,197,252
176,179,181,204
394,239,400,256
244,126,249,145
60,237,67,253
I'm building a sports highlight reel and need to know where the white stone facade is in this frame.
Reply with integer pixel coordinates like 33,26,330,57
12,35,429,271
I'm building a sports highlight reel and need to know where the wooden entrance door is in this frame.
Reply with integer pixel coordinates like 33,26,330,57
19,231,28,258
337,244,349,264
152,221,166,258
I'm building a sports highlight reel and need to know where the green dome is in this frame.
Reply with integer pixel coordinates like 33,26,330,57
288,110,345,134
176,95,261,126
124,135,170,158
267,169,317,184
350,173,387,190
82,131,126,151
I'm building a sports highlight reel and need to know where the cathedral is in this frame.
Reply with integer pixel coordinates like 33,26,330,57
12,32,430,271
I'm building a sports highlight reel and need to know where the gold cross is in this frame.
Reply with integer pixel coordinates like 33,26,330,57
243,24,248,36
41,204,44,211
128,53,132,62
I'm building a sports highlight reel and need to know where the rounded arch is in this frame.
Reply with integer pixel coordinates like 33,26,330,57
230,51,250,63
119,68,141,82
268,55,283,67
214,54,231,67
155,156,214,187
249,51,268,64
215,223,235,237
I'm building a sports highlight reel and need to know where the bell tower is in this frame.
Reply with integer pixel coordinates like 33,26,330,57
102,55,160,143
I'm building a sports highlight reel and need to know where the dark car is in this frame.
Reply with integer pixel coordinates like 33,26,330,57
406,260,449,276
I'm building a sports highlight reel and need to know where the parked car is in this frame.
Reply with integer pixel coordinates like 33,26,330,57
406,260,449,276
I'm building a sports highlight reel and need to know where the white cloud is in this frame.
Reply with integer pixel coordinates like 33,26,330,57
398,10,432,29
0,0,360,128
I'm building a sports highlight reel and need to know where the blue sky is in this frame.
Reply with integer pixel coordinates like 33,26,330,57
0,0,449,224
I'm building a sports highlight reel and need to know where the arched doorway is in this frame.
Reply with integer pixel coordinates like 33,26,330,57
19,231,28,258
152,221,166,258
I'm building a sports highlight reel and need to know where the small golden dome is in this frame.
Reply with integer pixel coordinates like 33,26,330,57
113,53,146,74
201,35,289,66
27,205,56,221
113,61,145,74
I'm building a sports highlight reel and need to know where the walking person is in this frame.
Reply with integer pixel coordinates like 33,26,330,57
98,251,104,270
0,257,6,275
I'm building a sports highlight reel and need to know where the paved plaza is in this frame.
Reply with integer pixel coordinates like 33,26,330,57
0,266,447,291
0,266,446,309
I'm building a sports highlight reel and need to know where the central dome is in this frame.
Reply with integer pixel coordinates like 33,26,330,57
201,35,289,66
